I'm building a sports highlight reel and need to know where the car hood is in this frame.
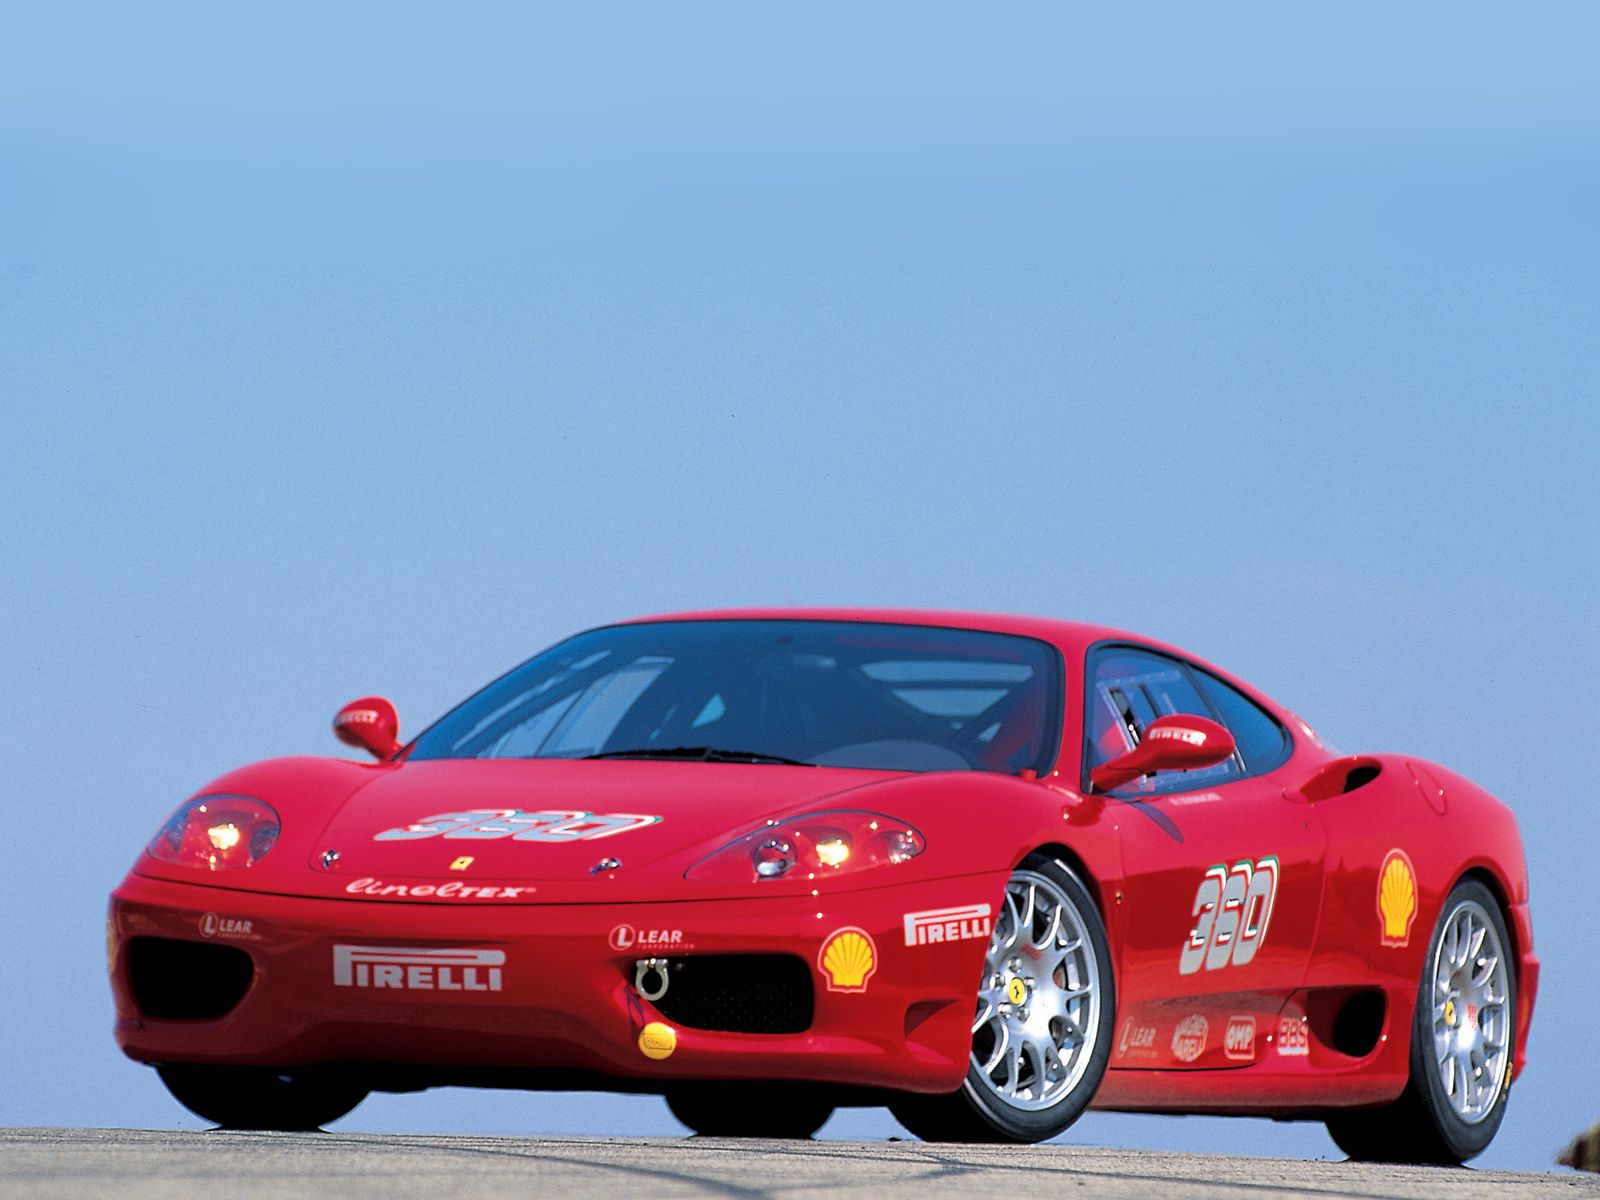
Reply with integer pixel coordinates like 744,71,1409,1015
136,756,915,903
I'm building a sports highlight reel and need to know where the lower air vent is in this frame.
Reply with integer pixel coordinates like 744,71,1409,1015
128,937,254,1020
645,954,813,1034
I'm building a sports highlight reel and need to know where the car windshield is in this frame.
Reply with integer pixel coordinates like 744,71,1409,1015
408,619,1063,775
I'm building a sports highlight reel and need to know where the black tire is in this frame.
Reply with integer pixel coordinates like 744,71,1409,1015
157,1064,369,1131
1326,878,1516,1164
890,854,1114,1143
665,1083,833,1138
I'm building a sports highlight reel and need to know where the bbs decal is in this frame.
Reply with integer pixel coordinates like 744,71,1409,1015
1179,856,1279,975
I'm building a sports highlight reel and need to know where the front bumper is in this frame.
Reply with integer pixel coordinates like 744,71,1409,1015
109,872,993,1095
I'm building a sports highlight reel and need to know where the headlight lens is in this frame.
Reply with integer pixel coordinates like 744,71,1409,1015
685,810,924,883
146,796,280,870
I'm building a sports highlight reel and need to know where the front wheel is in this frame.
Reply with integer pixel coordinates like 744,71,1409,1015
891,854,1114,1143
157,1064,369,1130
1326,878,1517,1164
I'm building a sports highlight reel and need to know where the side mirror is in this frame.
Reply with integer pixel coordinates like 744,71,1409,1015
1090,713,1235,793
333,696,401,760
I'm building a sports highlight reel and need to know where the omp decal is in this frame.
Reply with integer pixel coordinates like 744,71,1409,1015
609,924,692,952
1275,1015,1310,1056
374,809,661,843
818,927,877,993
1179,856,1279,975
1172,1014,1209,1063
332,945,504,991
1378,848,1418,947
1224,1015,1256,1061
903,903,993,947
344,877,536,899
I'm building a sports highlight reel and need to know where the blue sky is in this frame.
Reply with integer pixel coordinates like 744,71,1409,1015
2,0,1597,1175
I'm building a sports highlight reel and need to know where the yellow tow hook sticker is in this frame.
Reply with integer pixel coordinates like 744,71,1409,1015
638,1021,677,1060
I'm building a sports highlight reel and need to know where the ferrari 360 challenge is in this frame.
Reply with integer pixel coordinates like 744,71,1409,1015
109,610,1536,1163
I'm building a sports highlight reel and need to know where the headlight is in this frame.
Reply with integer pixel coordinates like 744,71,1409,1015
146,795,280,870
685,810,924,883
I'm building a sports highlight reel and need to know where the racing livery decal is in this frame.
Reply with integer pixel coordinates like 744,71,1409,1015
343,877,536,900
1224,1015,1256,1061
1179,856,1279,975
609,924,693,952
332,945,505,991
374,809,662,843
903,903,993,946
818,927,877,993
198,912,256,940
1378,848,1418,947
1172,1014,1209,1063
1275,1015,1310,1056
1116,1018,1159,1061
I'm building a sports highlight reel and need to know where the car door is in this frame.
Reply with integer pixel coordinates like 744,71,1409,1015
1084,645,1327,1070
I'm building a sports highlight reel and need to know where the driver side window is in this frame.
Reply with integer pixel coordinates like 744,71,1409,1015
1086,647,1241,791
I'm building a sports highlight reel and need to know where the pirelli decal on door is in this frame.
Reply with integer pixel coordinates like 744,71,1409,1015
1179,856,1279,975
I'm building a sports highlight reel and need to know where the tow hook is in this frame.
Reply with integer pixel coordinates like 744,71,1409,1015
633,957,671,1002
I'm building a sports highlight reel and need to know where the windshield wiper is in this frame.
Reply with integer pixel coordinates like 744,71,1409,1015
580,746,815,766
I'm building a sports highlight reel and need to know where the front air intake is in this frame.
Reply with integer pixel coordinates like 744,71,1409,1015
644,954,814,1034
128,937,254,1020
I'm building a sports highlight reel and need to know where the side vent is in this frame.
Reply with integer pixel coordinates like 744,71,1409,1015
1305,988,1387,1059
1294,756,1383,802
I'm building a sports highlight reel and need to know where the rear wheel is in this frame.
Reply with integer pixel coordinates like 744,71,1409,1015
157,1065,369,1131
665,1084,834,1138
1326,878,1516,1164
890,854,1113,1143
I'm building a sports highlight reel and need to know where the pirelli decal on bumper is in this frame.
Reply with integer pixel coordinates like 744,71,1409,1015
333,945,505,992
903,903,993,947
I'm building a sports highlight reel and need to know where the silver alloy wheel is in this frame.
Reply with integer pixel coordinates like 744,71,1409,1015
970,867,1102,1111
1430,898,1512,1124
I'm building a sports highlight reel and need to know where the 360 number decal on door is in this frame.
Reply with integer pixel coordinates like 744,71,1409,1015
1179,856,1279,975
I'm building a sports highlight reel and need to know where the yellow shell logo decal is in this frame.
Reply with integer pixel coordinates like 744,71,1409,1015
818,927,877,993
1378,849,1418,947
638,1021,677,1060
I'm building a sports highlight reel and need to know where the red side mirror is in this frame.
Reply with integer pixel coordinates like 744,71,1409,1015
333,696,401,760
1090,713,1235,793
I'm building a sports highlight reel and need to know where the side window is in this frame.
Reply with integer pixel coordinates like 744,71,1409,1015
1085,648,1241,791
1194,669,1289,773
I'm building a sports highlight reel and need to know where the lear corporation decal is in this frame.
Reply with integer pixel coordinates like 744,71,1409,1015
332,945,505,992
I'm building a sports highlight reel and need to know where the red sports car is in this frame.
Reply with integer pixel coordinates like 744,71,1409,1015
109,609,1536,1163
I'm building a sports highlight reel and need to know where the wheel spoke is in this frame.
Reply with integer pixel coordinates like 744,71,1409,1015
982,1021,1010,1073
973,991,999,1033
1005,1040,1024,1093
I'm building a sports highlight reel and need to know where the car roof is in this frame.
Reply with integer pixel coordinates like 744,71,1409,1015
620,607,1160,659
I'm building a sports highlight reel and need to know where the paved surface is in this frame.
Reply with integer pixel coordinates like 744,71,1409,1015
2,1129,1596,1200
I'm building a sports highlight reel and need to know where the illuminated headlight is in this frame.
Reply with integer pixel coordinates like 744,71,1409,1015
686,810,925,883
146,796,280,870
